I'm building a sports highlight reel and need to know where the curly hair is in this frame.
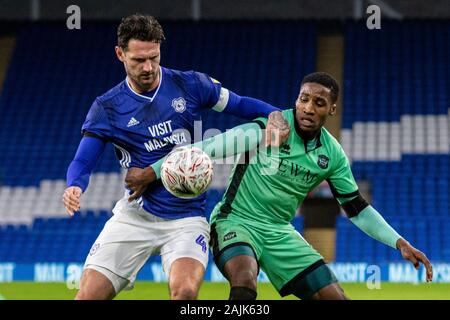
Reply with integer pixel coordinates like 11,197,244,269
301,72,339,103
117,14,165,49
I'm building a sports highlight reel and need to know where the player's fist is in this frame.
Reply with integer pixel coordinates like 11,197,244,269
63,186,82,217
265,111,290,147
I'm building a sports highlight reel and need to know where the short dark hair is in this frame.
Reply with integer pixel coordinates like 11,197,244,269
117,14,165,49
301,72,339,104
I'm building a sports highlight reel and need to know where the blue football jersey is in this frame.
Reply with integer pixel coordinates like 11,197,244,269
82,67,228,219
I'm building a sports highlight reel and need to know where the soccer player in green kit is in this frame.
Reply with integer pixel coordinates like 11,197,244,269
126,72,433,300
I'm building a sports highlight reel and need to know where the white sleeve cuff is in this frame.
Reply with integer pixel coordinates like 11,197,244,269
212,87,229,112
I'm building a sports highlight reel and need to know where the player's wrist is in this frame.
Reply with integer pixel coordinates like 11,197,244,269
396,238,409,250
144,166,157,182
150,159,163,180
68,185,83,192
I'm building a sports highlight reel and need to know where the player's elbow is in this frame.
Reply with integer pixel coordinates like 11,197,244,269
341,193,369,218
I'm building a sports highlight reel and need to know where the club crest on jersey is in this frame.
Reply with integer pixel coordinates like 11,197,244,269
89,243,100,256
171,97,187,113
281,144,291,155
317,155,329,169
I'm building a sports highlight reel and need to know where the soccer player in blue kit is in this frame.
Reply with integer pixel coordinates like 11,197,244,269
62,14,289,300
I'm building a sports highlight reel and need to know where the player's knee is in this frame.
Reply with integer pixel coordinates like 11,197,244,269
224,255,258,290
75,286,115,300
310,283,348,300
228,270,257,290
170,283,198,300
335,284,349,300
75,269,116,300
229,286,257,300
75,289,96,300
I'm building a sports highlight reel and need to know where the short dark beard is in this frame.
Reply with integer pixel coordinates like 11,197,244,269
129,69,159,93
294,112,320,141
298,127,319,141
135,80,151,92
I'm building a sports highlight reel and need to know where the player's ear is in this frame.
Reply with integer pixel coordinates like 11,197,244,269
115,46,125,62
329,104,337,116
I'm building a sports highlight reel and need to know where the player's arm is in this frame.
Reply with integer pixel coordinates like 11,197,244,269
156,121,263,178
213,87,279,118
214,90,289,147
195,72,290,146
64,136,106,216
63,99,111,216
329,150,433,282
338,194,433,282
125,121,264,200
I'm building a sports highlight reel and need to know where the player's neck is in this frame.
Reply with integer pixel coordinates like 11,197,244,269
298,127,319,141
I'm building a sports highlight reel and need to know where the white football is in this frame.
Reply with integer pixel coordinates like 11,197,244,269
161,146,214,199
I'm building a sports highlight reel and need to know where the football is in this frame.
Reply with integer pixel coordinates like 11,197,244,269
161,146,214,199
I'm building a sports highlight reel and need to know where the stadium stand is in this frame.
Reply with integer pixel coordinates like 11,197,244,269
336,21,450,263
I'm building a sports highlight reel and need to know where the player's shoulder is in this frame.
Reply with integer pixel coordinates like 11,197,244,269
282,108,295,122
164,67,196,78
96,79,127,105
320,127,345,154
165,67,213,86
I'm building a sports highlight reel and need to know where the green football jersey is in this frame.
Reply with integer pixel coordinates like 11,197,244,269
210,108,359,227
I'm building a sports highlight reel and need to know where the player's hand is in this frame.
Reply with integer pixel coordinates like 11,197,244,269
396,238,433,282
125,166,156,202
62,186,82,217
265,111,290,147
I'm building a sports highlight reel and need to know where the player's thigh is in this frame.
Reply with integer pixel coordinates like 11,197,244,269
160,216,210,277
168,257,206,298
258,230,329,295
223,255,259,288
210,220,260,281
284,262,341,300
83,212,155,293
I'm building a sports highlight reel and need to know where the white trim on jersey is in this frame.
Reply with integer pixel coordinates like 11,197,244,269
212,87,230,112
113,144,131,168
125,66,163,102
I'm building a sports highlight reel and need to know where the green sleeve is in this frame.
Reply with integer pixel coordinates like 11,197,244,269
328,147,360,204
349,205,402,249
253,116,268,127
150,121,264,179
